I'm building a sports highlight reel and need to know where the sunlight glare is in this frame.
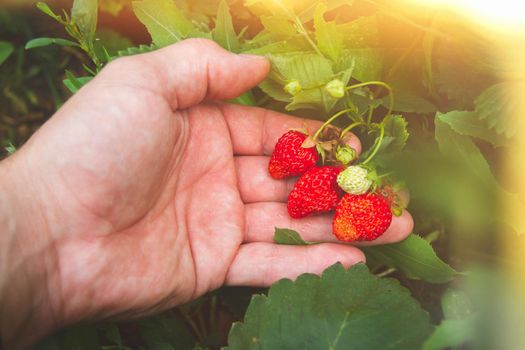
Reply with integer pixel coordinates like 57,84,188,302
412,0,525,29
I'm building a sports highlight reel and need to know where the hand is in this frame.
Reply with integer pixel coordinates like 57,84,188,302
0,39,413,348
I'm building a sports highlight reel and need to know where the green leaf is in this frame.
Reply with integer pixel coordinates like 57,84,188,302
346,48,383,82
258,78,291,104
139,311,195,350
36,2,61,21
4,142,16,155
242,37,310,55
98,324,121,346
435,113,525,234
94,30,133,57
438,110,508,148
115,44,157,58
213,0,240,52
0,41,14,66
340,15,379,49
35,324,100,349
441,289,473,320
230,90,257,106
285,87,326,111
267,52,334,88
133,0,203,47
364,115,409,162
244,0,295,18
260,16,296,38
432,43,491,109
226,264,431,350
297,0,353,22
422,317,475,350
382,114,409,152
383,92,437,114
363,234,457,283
435,112,496,187
475,81,525,139
63,71,93,93
261,52,338,111
72,0,98,44
313,3,344,62
100,0,129,16
25,37,79,50
273,227,311,245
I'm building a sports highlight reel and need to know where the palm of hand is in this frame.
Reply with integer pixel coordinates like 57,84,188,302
11,40,411,332
28,82,246,321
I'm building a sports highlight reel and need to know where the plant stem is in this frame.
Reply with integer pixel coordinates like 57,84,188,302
294,17,324,57
385,31,424,83
197,306,207,339
179,308,204,342
270,0,324,57
340,121,367,139
376,267,397,278
346,81,394,120
361,123,385,165
209,295,217,333
313,108,354,140
367,104,375,125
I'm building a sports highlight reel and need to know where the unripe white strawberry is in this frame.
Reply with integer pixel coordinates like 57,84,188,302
337,165,372,195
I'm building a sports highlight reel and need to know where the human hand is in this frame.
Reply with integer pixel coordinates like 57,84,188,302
0,39,413,348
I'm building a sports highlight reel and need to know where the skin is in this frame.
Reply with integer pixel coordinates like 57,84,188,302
0,39,413,349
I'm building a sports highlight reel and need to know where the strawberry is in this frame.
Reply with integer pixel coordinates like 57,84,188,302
333,193,392,242
287,166,343,218
337,165,373,195
268,130,318,179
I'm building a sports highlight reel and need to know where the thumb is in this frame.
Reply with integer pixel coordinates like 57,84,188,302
98,38,270,110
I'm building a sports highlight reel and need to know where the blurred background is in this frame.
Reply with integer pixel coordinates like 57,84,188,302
1,0,525,349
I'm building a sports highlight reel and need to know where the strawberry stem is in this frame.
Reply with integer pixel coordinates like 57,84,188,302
313,108,354,140
345,81,394,121
340,121,367,139
361,123,385,165
378,171,393,179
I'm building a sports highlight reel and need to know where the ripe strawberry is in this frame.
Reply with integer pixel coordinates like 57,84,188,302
268,130,318,179
333,193,392,242
288,166,343,218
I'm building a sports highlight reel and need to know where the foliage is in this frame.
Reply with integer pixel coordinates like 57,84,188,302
226,264,431,350
4,0,521,348
0,8,75,156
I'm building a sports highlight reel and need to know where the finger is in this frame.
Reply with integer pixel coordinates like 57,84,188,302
225,242,365,286
97,38,270,110
245,202,335,242
235,156,295,203
219,103,362,156
244,202,414,245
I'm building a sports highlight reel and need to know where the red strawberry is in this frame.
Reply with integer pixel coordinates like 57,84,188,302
287,166,343,218
268,130,318,179
333,193,392,242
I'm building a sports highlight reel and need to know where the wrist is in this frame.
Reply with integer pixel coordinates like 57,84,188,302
0,156,62,349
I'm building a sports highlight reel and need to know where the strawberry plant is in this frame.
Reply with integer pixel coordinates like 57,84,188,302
9,0,524,349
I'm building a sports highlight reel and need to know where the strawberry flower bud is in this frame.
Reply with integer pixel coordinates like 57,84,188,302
284,80,302,95
337,165,372,195
325,79,345,98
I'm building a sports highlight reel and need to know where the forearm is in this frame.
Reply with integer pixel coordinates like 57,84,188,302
0,157,60,349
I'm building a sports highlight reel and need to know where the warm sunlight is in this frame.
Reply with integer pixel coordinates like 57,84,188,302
411,0,525,29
